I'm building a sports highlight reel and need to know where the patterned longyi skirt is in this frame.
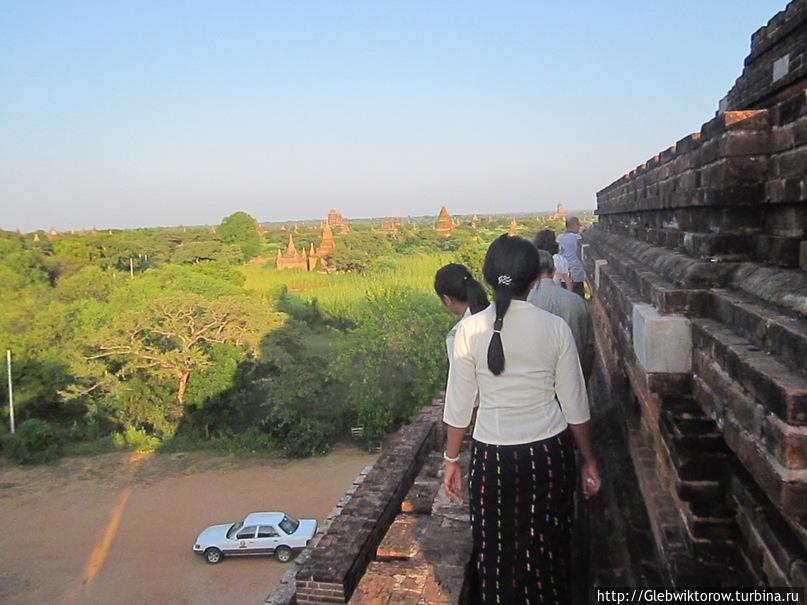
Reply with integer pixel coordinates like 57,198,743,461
468,429,576,605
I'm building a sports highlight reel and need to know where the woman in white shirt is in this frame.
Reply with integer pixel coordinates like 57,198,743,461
434,263,490,360
442,235,601,605
534,229,573,290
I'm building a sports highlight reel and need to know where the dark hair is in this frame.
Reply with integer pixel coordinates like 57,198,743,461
537,249,555,276
482,235,540,375
434,263,489,314
532,229,559,255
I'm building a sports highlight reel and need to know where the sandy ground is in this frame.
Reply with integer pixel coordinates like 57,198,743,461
0,446,377,605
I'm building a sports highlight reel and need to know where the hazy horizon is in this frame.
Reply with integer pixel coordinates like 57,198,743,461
12,207,600,234
1,1,787,232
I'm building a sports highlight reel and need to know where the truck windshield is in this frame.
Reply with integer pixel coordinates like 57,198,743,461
279,515,299,534
227,522,243,539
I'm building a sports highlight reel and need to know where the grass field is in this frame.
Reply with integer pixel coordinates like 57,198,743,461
240,253,452,319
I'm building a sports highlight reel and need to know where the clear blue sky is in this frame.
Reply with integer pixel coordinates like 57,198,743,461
0,1,787,231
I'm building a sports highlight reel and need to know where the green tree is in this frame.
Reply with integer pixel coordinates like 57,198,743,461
218,212,261,259
453,239,487,279
330,230,393,273
332,288,453,443
171,241,244,265
67,292,279,437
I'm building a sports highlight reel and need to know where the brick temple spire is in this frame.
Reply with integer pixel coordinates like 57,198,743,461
435,206,454,236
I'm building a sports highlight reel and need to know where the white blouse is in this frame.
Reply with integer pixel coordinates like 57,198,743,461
443,300,590,445
553,253,571,286
445,308,472,361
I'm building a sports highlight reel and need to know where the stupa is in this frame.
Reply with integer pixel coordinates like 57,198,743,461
318,223,335,257
276,233,309,270
435,206,454,236
551,203,568,221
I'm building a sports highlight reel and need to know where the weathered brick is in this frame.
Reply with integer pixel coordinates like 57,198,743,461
773,147,807,177
761,416,807,469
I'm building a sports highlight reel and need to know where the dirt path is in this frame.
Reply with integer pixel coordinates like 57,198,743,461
0,446,377,605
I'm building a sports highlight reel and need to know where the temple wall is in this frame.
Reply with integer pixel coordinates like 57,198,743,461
585,0,807,588
266,397,472,604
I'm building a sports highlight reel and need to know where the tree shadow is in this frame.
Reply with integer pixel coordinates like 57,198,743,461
163,292,354,458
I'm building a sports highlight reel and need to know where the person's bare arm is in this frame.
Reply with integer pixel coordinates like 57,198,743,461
567,421,601,498
443,424,466,501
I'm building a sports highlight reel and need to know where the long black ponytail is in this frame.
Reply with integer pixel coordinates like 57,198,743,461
482,235,541,375
434,263,489,314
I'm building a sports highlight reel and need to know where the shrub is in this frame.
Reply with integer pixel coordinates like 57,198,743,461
1,419,62,463
283,419,336,458
122,426,161,453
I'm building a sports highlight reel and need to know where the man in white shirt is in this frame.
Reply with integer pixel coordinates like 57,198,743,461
528,250,595,383
556,216,586,297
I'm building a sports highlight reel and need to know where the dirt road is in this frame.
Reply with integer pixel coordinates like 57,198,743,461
0,446,377,605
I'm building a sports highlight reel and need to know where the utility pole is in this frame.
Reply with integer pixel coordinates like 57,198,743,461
6,350,14,434
129,257,134,281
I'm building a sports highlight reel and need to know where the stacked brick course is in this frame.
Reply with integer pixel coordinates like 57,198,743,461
293,398,453,604
585,0,807,588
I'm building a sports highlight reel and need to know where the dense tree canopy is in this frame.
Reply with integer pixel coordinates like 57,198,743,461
218,212,261,259
0,211,596,461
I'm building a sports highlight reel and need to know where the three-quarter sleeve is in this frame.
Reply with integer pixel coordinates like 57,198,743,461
443,321,477,428
554,322,591,424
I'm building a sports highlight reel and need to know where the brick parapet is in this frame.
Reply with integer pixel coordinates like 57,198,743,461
293,397,444,604
727,0,807,111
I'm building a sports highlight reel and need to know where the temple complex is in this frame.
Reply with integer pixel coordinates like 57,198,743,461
276,215,340,271
507,217,518,235
275,233,310,270
380,217,402,232
327,209,350,233
434,206,454,236
551,202,567,220
470,212,479,229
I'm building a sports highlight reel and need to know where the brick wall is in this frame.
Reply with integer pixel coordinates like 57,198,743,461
725,0,807,111
294,398,444,604
585,0,807,588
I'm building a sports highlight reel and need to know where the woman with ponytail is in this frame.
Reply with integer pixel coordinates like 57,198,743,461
434,263,490,360
442,234,601,605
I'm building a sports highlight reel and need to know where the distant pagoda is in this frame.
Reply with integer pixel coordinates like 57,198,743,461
276,214,339,271
508,217,518,236
471,212,479,229
276,233,310,271
327,209,350,234
318,222,335,257
308,243,320,271
551,203,567,221
380,217,402,232
435,206,454,236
